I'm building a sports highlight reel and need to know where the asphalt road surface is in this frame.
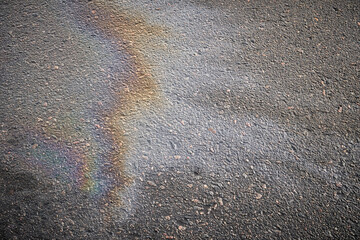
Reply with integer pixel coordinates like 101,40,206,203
1,0,359,239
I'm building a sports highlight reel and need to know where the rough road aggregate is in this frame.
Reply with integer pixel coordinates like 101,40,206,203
1,0,359,239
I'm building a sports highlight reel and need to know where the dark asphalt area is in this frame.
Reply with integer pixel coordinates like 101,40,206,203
1,0,359,239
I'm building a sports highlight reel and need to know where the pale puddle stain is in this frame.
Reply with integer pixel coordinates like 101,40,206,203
80,0,166,207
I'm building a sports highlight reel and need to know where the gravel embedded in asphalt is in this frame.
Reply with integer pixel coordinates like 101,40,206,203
1,0,359,239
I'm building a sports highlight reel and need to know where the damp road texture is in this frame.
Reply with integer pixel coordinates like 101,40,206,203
1,0,359,239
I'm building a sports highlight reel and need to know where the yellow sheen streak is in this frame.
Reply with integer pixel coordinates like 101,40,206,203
86,0,165,206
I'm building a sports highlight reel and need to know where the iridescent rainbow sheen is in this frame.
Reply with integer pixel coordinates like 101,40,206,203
15,0,166,209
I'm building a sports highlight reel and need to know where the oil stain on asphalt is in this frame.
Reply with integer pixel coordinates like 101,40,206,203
1,0,166,218
70,0,167,208
1,0,359,239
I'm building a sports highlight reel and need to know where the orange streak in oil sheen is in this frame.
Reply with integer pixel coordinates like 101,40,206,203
86,1,166,208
